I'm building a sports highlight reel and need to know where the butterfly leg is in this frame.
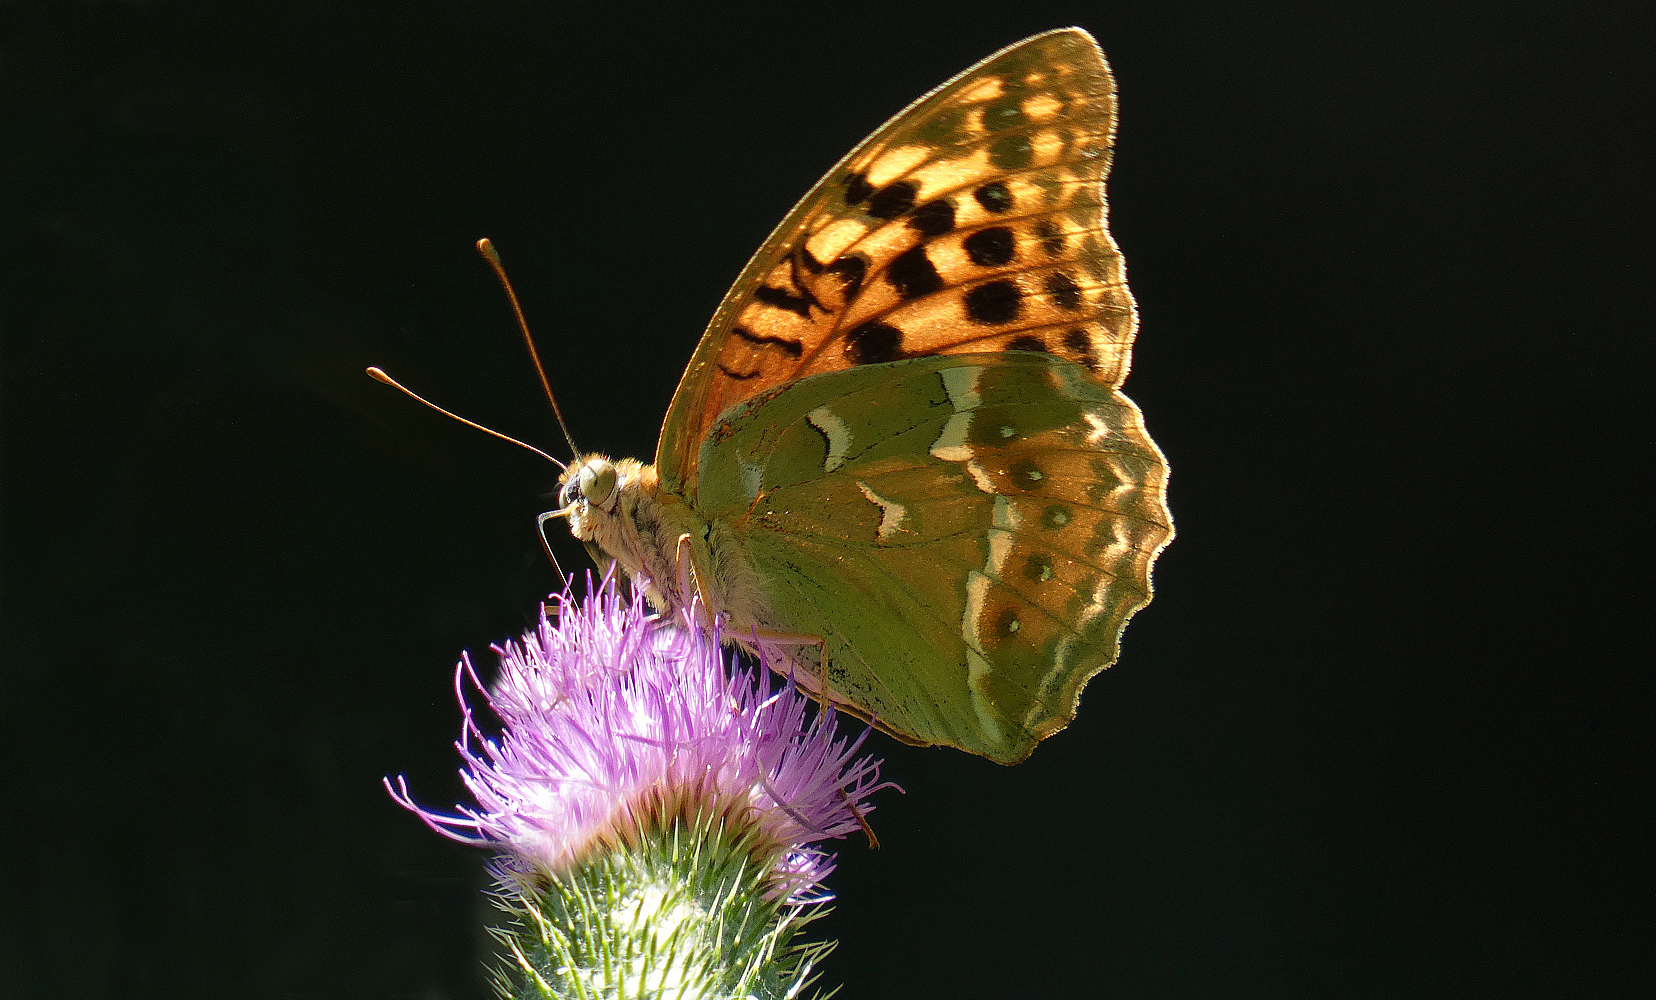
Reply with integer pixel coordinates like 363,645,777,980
737,625,844,721
838,788,880,850
671,532,722,632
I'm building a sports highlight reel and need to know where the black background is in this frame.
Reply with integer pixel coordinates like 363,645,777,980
2,3,1646,996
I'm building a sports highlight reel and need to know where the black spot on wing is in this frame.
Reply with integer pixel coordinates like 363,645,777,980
718,363,761,381
1023,552,1055,582
1063,327,1101,372
886,246,943,299
843,172,873,207
754,285,816,319
964,227,1015,267
964,280,1021,325
908,199,956,236
1034,219,1065,256
1044,271,1082,311
1011,458,1046,490
730,326,804,358
827,255,867,294
1008,335,1047,352
844,321,904,365
1088,457,1123,497
983,98,1026,131
975,182,1013,213
989,136,1034,170
866,181,916,219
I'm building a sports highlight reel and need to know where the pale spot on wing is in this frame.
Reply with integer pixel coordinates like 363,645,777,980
965,570,990,649
1032,129,1066,161
1083,411,1112,443
964,459,996,494
987,495,1014,573
805,218,871,266
929,366,983,463
1024,93,1064,120
992,493,1020,530
856,481,908,540
925,238,974,278
965,648,1009,740
851,223,922,278
959,77,1005,103
863,145,931,188
806,405,853,472
909,156,993,200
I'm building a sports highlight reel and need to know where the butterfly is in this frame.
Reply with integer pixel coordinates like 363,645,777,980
552,28,1172,764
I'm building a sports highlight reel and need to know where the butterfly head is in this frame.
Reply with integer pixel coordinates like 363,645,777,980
555,456,623,539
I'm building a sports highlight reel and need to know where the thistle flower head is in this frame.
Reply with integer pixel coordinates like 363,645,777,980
388,573,889,902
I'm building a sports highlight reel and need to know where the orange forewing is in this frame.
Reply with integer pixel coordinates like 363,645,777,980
657,29,1137,496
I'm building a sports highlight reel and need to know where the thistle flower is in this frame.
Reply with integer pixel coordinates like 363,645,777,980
387,574,891,998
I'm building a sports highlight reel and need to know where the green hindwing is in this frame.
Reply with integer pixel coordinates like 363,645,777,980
693,352,1171,763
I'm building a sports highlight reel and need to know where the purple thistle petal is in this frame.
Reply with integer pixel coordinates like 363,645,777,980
387,574,894,901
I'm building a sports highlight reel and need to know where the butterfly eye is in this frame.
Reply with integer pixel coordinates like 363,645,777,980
578,461,618,510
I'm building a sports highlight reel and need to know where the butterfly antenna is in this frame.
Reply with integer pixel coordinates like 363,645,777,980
365,367,567,471
476,238,580,459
